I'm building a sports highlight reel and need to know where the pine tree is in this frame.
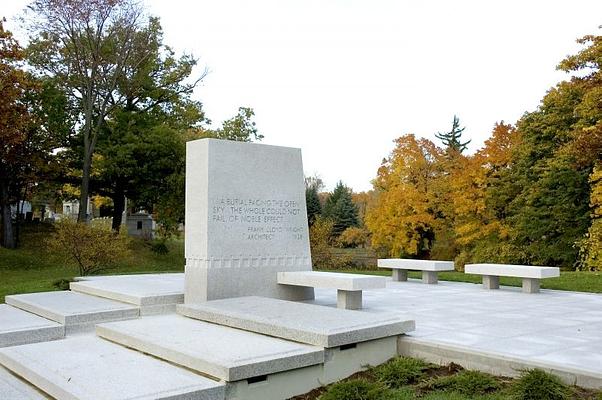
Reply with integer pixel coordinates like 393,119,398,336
305,184,322,226
323,181,359,236
436,115,471,153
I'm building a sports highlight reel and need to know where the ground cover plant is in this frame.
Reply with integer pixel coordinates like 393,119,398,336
291,358,600,400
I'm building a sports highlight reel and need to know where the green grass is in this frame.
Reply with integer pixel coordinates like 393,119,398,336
299,357,600,400
0,224,183,303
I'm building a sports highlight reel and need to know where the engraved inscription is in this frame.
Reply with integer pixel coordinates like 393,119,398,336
210,197,305,241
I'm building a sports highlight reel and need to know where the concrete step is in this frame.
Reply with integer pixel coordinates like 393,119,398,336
70,273,184,315
0,365,50,399
96,314,324,381
178,296,415,347
0,336,225,400
5,291,139,333
0,304,64,348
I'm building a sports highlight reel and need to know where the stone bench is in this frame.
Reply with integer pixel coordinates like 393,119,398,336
277,271,386,310
377,259,455,284
464,263,560,293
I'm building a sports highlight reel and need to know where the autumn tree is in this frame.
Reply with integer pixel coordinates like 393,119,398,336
366,135,443,258
435,115,471,153
0,20,69,248
26,0,150,222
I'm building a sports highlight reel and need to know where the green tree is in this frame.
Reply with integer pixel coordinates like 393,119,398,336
435,115,471,153
26,0,151,222
323,181,359,237
91,17,205,232
305,176,323,226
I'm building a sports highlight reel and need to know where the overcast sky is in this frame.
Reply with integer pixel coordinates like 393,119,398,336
4,1,601,191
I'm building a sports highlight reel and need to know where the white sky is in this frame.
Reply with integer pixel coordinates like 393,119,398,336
3,0,602,191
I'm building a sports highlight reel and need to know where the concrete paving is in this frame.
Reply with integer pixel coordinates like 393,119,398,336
0,336,225,400
70,273,184,314
96,314,324,381
0,305,64,348
310,278,602,387
0,365,49,399
178,296,415,347
6,291,139,333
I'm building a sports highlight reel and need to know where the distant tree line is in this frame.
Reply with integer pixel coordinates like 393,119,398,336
0,0,262,249
366,34,602,270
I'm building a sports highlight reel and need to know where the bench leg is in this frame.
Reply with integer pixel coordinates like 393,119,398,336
422,271,438,284
392,270,408,282
337,290,362,310
522,278,540,293
482,275,499,290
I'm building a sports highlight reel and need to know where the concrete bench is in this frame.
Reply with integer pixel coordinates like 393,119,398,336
277,271,386,310
465,263,560,293
377,259,454,284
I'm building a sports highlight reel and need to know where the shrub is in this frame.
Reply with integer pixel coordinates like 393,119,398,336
319,379,389,400
52,278,72,290
374,357,431,388
310,216,335,268
48,218,131,276
427,370,499,396
150,239,169,255
337,227,369,248
511,369,569,400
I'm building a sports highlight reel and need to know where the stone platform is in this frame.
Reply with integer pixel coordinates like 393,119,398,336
70,273,184,315
0,305,63,348
178,296,414,347
0,336,225,400
6,291,139,333
310,278,602,388
0,365,49,399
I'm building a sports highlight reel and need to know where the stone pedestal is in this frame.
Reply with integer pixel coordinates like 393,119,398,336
392,270,408,282
482,275,500,289
522,278,540,293
421,271,438,284
336,290,362,310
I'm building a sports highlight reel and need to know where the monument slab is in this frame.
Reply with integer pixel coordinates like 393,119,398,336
96,314,324,381
185,139,313,303
0,336,225,400
177,296,415,347
5,291,139,333
0,305,64,348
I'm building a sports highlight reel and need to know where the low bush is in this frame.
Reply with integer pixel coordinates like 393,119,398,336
319,379,389,400
511,369,569,400
373,357,431,388
426,370,499,396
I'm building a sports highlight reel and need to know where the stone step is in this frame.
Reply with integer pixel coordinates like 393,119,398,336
177,296,415,347
0,365,50,399
0,336,225,400
5,291,139,333
0,304,64,348
96,314,324,381
70,273,184,314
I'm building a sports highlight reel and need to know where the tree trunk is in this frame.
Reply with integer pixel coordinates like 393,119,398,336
78,153,91,222
111,188,126,232
0,181,15,249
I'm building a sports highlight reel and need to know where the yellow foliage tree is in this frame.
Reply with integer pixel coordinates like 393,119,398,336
578,165,602,270
365,135,443,257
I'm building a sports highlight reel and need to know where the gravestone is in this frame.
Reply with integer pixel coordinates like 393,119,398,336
185,139,314,303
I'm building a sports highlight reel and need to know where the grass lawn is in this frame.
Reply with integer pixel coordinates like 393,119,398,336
2,226,602,302
0,224,183,303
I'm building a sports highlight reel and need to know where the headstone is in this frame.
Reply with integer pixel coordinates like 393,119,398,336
185,139,314,303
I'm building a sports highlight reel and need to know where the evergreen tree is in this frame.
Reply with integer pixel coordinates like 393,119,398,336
436,115,471,153
323,181,359,236
305,183,322,227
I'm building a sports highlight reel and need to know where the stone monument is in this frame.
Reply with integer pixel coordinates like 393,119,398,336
185,139,314,303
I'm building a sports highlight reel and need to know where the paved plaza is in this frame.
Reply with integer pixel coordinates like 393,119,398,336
311,277,602,385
